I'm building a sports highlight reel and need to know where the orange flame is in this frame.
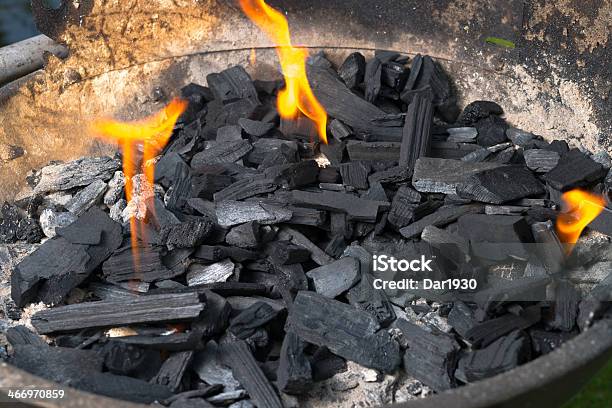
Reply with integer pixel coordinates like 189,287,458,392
556,189,605,249
239,0,328,144
89,98,188,267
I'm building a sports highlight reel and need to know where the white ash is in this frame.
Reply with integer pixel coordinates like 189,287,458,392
65,179,108,216
109,199,127,223
104,171,126,206
39,209,78,238
298,362,414,408
186,259,235,286
44,191,73,208
121,174,155,222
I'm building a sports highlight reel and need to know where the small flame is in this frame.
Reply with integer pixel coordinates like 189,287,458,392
89,99,188,267
249,48,257,66
239,0,328,144
556,189,605,250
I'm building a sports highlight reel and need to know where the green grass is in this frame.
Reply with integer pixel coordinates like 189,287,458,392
564,357,612,407
484,36,516,49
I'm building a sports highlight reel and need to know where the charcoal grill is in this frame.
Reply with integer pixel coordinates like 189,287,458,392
0,0,610,407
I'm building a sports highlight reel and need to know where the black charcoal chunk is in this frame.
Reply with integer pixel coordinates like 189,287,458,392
192,174,234,200
103,246,177,283
166,164,193,212
249,139,298,165
151,351,194,392
446,127,478,143
238,118,274,137
308,65,403,140
346,273,396,328
225,222,261,248
458,214,533,260
207,66,259,104
306,257,360,298
277,332,312,394
369,165,411,185
475,115,508,147
214,177,277,202
530,330,573,356
267,241,310,265
457,166,545,204
531,221,564,274
464,306,541,348
160,218,214,248
401,55,453,113
65,179,107,216
364,54,387,102
33,156,121,194
220,340,283,408
457,330,530,383
277,227,334,266
217,125,244,142
6,325,47,347
382,60,409,90
550,280,579,331
387,185,421,229
399,89,433,171
577,272,612,330
338,52,366,89
421,226,470,265
399,204,484,239
229,302,279,339
340,162,370,190
506,128,535,146
447,302,478,337
31,293,204,334
100,341,162,379
193,341,241,390
329,119,353,140
543,149,606,191
396,319,460,391
270,160,320,189
458,101,504,126
523,149,560,173
0,202,43,244
346,141,400,162
11,237,90,307
291,190,389,222
10,345,172,403
412,158,503,194
190,291,230,339
590,207,612,236
287,291,400,372
191,140,253,167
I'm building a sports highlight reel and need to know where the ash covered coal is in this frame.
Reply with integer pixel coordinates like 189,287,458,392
1,51,611,408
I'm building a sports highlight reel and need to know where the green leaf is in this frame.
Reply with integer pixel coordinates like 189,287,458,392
485,36,516,49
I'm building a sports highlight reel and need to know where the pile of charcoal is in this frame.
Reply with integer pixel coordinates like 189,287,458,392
1,51,612,408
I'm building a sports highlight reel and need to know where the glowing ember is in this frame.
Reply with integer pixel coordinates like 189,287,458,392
239,0,328,144
89,99,187,266
556,189,605,249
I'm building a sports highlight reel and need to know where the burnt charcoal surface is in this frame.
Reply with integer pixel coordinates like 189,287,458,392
287,291,400,372
31,293,204,334
4,52,611,407
396,319,460,391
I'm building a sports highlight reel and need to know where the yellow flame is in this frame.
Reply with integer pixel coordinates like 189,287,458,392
89,99,188,268
239,0,328,143
556,189,605,249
